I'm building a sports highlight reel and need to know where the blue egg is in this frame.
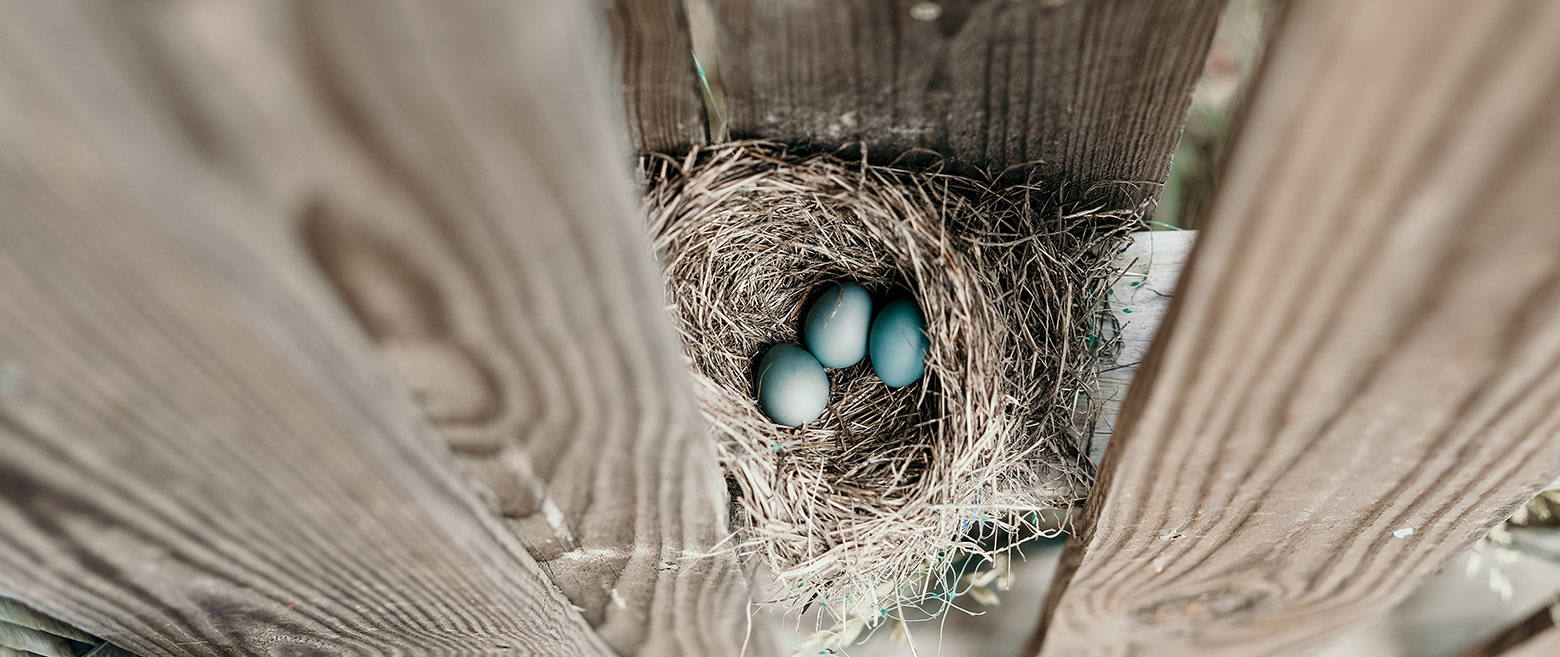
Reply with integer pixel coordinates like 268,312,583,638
804,282,873,369
869,299,929,388
756,344,829,427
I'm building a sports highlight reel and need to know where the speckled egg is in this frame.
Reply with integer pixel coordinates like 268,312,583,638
804,282,873,369
756,344,829,427
869,299,929,388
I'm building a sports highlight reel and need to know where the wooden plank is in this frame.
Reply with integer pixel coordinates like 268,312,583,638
120,1,755,654
0,2,614,656
711,0,1223,181
607,0,708,152
1090,230,1197,464
1030,0,1560,655
1456,600,1560,657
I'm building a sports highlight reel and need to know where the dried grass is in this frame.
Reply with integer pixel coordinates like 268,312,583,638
638,141,1144,617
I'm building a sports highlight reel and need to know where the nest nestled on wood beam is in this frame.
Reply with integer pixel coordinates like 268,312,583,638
639,141,1143,625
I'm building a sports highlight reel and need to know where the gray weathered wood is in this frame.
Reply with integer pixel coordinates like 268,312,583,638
0,0,751,655
120,0,756,654
608,0,709,152
0,2,613,655
1090,230,1197,464
1031,0,1560,655
712,0,1223,181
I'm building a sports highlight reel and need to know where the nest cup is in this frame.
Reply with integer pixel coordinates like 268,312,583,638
640,141,1140,615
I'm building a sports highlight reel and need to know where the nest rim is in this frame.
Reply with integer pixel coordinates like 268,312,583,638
639,140,1144,620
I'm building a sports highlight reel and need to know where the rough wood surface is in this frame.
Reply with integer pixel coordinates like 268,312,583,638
608,0,708,152
712,0,1223,181
0,2,612,654
1090,230,1196,464
131,0,754,654
1031,0,1560,655
1457,600,1560,657
0,1,751,656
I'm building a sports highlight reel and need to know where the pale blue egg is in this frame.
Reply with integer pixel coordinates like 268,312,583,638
869,299,929,388
756,344,829,427
804,282,873,369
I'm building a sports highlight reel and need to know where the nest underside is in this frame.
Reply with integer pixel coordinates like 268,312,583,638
639,141,1144,615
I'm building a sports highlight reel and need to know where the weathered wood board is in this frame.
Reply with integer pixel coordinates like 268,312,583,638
609,0,708,152
0,2,612,654
1031,0,1560,655
0,1,752,655
125,3,756,652
710,0,1224,182
1090,230,1197,464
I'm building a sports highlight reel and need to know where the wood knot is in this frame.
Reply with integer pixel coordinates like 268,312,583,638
300,198,503,429
1131,587,1268,625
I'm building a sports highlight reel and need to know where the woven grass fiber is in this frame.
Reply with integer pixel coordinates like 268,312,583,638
639,141,1143,623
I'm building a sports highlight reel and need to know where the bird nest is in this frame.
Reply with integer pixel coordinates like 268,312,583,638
639,141,1141,618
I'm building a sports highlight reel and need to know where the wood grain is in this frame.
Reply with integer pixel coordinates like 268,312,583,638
0,2,616,655
1090,230,1197,464
712,0,1223,181
608,0,708,152
1458,599,1560,657
118,1,756,654
1031,0,1560,655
